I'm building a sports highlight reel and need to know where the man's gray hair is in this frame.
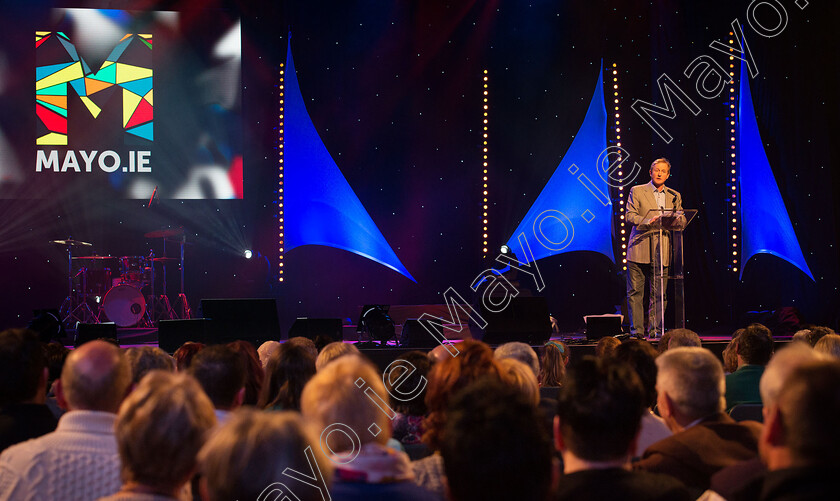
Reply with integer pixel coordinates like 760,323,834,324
759,343,824,407
656,347,724,420
495,342,540,379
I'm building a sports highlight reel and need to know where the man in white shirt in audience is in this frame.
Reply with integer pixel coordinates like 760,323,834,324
0,340,131,500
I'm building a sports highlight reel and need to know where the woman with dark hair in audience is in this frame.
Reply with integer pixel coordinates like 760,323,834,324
612,339,672,458
539,340,569,397
227,340,264,407
412,340,505,500
258,343,316,411
172,342,205,372
385,351,431,446
722,329,744,374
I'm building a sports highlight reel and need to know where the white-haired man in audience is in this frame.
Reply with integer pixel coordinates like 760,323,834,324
703,343,824,500
494,342,540,378
633,347,762,494
0,340,131,500
754,359,840,498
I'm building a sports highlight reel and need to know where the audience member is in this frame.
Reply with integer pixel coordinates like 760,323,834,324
286,336,319,359
554,357,690,500
198,409,332,501
100,371,216,501
804,325,834,347
301,355,432,500
497,357,540,406
595,336,621,358
258,342,316,411
189,345,246,425
813,333,840,358
0,340,131,500
0,328,56,452
427,344,454,364
315,341,360,371
657,330,674,354
441,378,553,501
721,329,744,374
413,340,504,499
725,323,774,410
667,328,702,350
227,340,265,406
43,341,70,419
540,340,569,389
256,340,281,368
791,329,811,345
633,347,762,494
494,341,540,378
753,360,840,499
385,351,431,446
172,342,205,372
705,343,823,500
612,339,672,458
125,346,175,385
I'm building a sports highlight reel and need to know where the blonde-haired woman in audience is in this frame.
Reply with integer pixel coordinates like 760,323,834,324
314,341,360,371
497,357,539,406
198,409,331,501
301,355,431,500
99,371,215,501
814,333,840,358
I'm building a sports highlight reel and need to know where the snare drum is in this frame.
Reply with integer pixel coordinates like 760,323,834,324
102,284,146,327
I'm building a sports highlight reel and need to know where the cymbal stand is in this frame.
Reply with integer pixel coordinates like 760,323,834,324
59,242,97,327
173,234,191,319
148,250,175,324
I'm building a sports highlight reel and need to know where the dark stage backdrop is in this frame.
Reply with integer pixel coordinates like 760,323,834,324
1,0,838,335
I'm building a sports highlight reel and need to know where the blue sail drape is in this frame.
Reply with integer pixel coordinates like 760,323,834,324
505,64,613,263
738,61,813,281
283,40,415,282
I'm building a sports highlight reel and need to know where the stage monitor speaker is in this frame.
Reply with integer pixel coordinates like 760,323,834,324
477,296,552,346
584,315,623,340
288,318,343,343
399,319,441,349
75,322,118,347
158,318,213,354
199,298,281,347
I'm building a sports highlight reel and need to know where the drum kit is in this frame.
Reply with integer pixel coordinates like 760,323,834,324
52,228,192,328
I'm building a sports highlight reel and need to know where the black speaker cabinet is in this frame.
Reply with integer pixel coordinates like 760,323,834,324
288,318,343,343
477,296,552,346
158,318,214,353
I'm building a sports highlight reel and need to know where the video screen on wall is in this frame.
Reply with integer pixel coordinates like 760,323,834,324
0,7,242,199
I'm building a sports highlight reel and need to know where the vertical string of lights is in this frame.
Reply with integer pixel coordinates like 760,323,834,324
482,69,489,258
278,62,285,282
728,32,739,274
612,63,627,272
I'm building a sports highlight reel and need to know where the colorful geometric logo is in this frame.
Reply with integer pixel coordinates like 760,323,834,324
36,31,153,145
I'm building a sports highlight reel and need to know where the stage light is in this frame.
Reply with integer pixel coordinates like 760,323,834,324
244,250,253,259
278,65,285,283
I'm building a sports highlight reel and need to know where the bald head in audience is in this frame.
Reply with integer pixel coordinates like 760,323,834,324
56,340,131,413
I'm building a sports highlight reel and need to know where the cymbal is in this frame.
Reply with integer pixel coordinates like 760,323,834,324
72,255,116,260
144,227,184,239
50,239,92,247
152,257,179,262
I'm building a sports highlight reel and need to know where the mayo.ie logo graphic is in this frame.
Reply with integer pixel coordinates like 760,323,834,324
35,31,153,146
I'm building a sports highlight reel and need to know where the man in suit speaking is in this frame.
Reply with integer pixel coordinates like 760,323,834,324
626,158,682,338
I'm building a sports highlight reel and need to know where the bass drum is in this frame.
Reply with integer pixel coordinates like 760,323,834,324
102,284,146,327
